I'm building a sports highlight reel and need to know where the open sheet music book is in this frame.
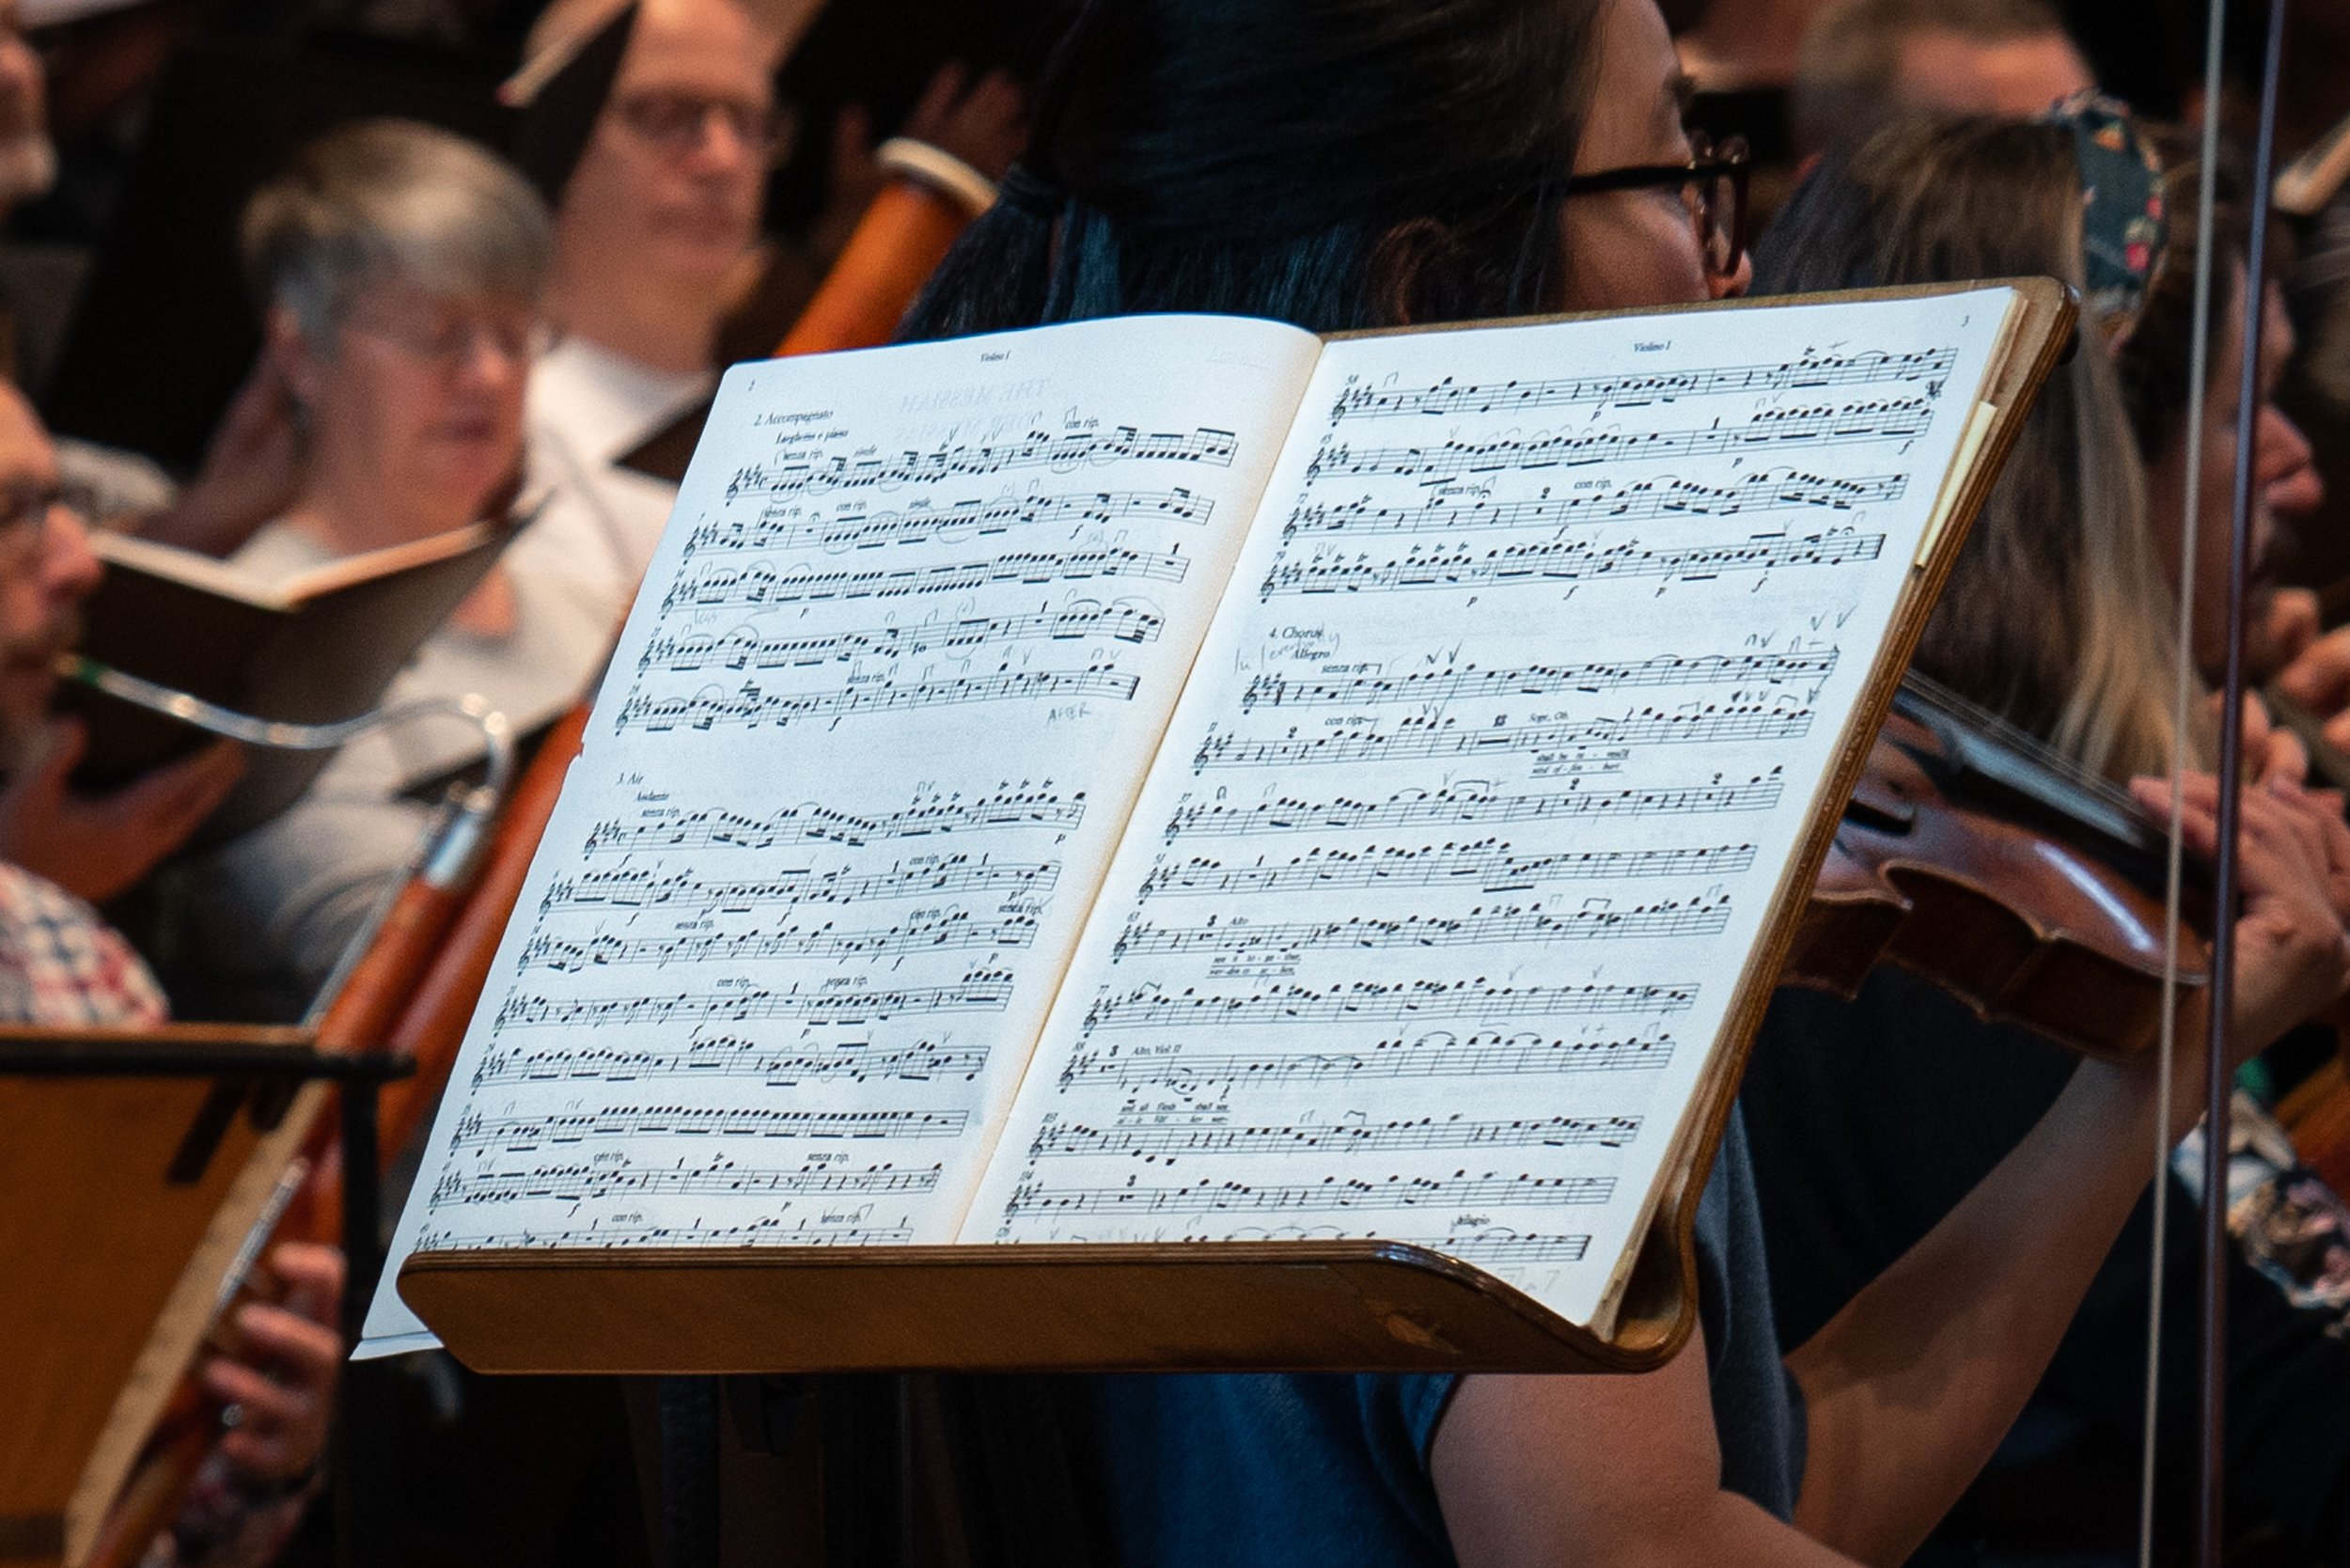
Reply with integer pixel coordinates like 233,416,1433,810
363,281,2069,1368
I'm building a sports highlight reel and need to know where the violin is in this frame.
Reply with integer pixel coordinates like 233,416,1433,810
1786,672,2214,1061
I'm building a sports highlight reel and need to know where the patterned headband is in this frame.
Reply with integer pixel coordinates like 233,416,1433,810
2041,92,2170,347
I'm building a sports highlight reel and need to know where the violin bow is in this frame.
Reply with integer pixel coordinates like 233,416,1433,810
2140,3,2293,1563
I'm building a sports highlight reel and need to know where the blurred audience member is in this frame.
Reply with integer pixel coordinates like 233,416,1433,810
0,0,70,392
1793,0,2092,157
1677,0,1836,91
0,373,337,1567
510,0,816,622
181,119,595,1004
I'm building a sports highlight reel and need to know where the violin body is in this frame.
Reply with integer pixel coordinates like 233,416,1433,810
1788,702,2213,1061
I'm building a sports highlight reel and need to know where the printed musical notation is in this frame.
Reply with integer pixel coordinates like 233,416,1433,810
1241,650,1835,710
413,1216,920,1253
637,604,1163,676
540,855,1058,915
380,316,1327,1308
1304,399,1931,484
615,668,1141,732
433,1157,945,1206
1160,776,1785,840
662,546,1190,611
1081,979,1699,1031
370,301,2007,1351
450,1104,970,1151
727,425,1239,497
495,969,1016,1030
1139,841,1758,897
1113,893,1732,960
968,298,2000,1323
470,1034,990,1090
519,909,1038,971
1192,703,1814,772
1001,1169,1616,1219
682,488,1214,557
1026,1112,1643,1162
1327,348,1958,421
1261,527,1886,598
1055,1029,1678,1090
581,787,1087,855
1283,471,1909,539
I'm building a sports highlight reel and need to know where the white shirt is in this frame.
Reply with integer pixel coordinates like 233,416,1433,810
510,334,711,620
191,522,612,994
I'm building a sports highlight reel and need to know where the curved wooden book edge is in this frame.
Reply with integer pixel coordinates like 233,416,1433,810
399,1223,1696,1378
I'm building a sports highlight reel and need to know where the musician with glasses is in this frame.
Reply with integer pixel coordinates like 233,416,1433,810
174,118,606,1009
505,0,818,627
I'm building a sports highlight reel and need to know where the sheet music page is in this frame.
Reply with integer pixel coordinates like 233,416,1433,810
361,315,1323,1353
964,290,2018,1327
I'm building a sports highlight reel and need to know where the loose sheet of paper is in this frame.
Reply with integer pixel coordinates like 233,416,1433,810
360,315,1323,1354
965,291,2016,1326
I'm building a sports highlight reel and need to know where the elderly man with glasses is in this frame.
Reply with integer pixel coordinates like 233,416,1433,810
507,0,819,628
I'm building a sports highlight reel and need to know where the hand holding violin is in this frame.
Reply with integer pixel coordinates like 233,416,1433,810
2130,770,2350,1130
199,1242,343,1493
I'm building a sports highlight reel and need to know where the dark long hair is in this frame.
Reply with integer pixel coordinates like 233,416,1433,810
899,0,1607,341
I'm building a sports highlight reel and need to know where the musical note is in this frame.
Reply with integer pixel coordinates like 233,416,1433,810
520,911,1038,971
1303,398,1933,482
540,856,1058,915
1112,894,1732,959
1140,841,1758,897
582,788,1088,855
1327,349,1958,421
682,488,1214,557
614,668,1140,732
1027,1112,1641,1161
1080,980,1697,1032
636,604,1163,676
727,425,1238,496
1056,1028,1677,1089
1192,703,1814,772
1285,472,1910,541
1260,529,1885,599
450,1105,970,1150
1160,776,1784,840
1240,651,1835,711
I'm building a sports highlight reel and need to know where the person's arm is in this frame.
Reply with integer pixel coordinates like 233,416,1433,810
1787,776,2348,1564
1434,1334,1851,1568
1432,779,2350,1568
0,720,243,903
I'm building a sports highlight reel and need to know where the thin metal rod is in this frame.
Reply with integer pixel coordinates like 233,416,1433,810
2201,5,2292,1562
55,653,518,803
2145,8,2232,1562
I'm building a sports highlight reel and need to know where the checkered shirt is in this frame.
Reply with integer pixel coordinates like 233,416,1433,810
0,860,166,1026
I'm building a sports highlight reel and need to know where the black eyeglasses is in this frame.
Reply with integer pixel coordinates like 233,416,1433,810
0,478,94,564
1562,133,1750,281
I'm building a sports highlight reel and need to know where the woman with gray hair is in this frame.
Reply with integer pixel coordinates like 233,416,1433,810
187,118,614,1010
233,117,549,590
